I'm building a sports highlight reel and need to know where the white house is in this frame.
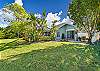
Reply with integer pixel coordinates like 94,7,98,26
56,22,76,41
55,22,100,43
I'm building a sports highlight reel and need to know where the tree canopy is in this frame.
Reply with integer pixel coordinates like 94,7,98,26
5,3,28,19
0,3,57,42
68,0,100,43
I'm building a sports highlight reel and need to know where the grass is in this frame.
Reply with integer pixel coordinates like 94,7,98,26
0,39,17,44
0,39,100,71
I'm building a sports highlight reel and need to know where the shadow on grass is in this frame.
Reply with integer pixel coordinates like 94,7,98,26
0,39,31,51
0,44,100,71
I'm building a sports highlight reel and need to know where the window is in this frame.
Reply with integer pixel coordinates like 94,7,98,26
57,32,60,37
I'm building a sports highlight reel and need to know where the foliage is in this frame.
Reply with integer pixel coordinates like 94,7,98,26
11,21,27,38
68,0,100,43
5,3,28,18
1,3,56,42
97,22,100,31
39,36,51,41
0,30,4,39
3,3,48,42
4,3,29,38
2,26,17,39
25,10,47,42
50,20,57,40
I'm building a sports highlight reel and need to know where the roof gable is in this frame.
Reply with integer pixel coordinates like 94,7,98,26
56,22,75,29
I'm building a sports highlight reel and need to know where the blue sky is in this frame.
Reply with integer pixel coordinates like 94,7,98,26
0,0,71,20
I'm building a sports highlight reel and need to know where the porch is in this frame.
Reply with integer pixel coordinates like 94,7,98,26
56,29,76,41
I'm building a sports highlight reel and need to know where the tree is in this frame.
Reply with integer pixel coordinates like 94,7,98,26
0,28,4,39
5,3,29,38
21,10,47,42
68,0,100,43
36,9,47,40
24,13,37,42
5,3,28,19
3,26,17,39
50,20,57,40
28,10,47,42
11,21,26,38
97,22,100,31
3,3,49,42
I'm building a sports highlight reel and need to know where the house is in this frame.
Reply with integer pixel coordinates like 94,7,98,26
44,21,100,43
55,22,100,43
56,22,76,41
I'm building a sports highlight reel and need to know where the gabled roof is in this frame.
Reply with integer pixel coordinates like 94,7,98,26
56,22,75,29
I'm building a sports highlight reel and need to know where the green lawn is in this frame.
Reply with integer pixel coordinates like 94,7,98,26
0,39,100,71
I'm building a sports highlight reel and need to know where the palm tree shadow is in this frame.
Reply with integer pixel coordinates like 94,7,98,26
0,39,31,51
0,44,99,71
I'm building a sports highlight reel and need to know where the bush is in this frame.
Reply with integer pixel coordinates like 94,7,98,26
50,34,56,41
39,36,51,41
0,31,4,39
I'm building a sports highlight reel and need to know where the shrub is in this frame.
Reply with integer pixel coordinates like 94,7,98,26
39,36,51,41
0,31,4,39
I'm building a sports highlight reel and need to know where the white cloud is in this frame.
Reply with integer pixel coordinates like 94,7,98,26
15,0,23,6
34,13,42,18
0,10,2,15
0,8,16,28
46,12,61,22
61,16,74,25
55,21,61,25
58,11,62,16
46,11,62,28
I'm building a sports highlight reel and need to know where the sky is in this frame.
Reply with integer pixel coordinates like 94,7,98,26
0,0,71,20
0,0,72,28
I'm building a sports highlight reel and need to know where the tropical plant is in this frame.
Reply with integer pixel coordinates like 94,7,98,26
50,20,57,40
5,3,29,38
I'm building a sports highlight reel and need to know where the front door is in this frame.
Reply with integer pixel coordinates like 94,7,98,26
71,31,74,39
62,33,65,39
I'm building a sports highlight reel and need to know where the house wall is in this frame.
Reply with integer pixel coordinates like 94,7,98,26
56,24,75,40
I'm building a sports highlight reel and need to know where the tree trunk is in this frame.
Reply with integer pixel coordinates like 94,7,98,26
88,33,92,44
18,31,19,38
29,38,31,43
